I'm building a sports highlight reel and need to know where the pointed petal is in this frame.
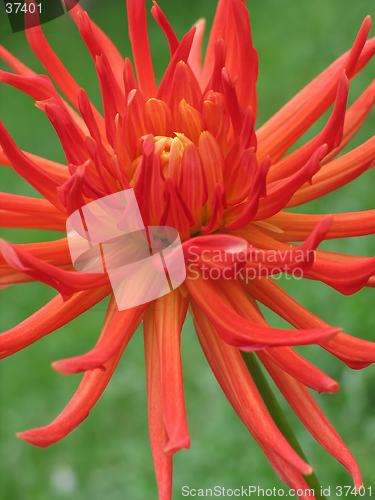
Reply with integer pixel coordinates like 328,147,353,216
260,355,363,489
188,19,206,84
126,0,157,99
36,97,89,166
192,304,313,475
0,240,109,300
262,347,339,394
0,286,110,354
264,210,375,241
151,2,179,58
287,135,375,207
225,156,269,231
185,272,339,349
156,28,196,103
0,148,69,182
0,120,65,211
153,290,190,454
67,2,125,92
256,145,328,220
25,21,102,124
0,44,36,76
304,253,375,295
52,298,147,374
144,305,173,500
17,318,129,447
243,277,375,369
322,78,375,164
257,17,373,162
267,73,349,183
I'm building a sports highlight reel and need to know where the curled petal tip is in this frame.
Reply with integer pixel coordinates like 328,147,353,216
16,430,48,448
51,359,106,375
164,436,191,456
303,464,314,476
364,15,372,28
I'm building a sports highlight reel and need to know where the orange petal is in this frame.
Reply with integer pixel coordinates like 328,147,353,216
260,355,363,489
0,286,111,354
144,98,173,137
17,313,129,447
144,304,173,500
265,210,375,241
262,346,339,394
267,73,349,183
287,135,375,207
52,297,148,374
243,277,375,369
0,240,109,300
186,272,339,349
256,17,373,162
192,303,313,475
153,290,190,455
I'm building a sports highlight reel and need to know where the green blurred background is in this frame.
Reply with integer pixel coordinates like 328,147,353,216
1,0,375,498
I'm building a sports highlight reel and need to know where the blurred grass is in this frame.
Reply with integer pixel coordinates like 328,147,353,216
1,0,375,498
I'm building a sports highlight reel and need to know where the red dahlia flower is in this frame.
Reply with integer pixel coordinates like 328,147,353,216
1,1,375,498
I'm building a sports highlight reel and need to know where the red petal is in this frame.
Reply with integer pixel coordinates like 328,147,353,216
0,45,35,76
126,0,157,99
186,273,339,349
52,298,147,374
287,135,375,207
68,3,125,92
305,253,375,295
202,0,258,114
0,240,109,300
0,120,65,211
260,355,363,489
256,145,328,220
0,71,59,101
156,28,196,103
17,315,129,447
225,156,270,231
243,277,375,369
267,72,349,183
0,147,69,182
151,1,179,58
192,304,313,475
0,194,66,231
36,97,89,167
26,22,87,113
262,346,339,394
257,17,373,162
0,286,110,355
154,290,190,454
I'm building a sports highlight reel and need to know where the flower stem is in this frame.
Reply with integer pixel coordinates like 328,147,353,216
241,351,326,499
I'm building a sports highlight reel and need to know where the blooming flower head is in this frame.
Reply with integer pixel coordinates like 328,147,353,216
1,0,375,498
